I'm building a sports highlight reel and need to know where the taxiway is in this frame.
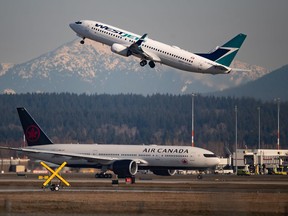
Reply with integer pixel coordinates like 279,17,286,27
0,173,287,216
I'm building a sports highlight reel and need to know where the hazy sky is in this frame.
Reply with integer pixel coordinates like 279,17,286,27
0,0,287,70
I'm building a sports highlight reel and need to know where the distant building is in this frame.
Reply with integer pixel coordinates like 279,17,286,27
233,149,288,174
0,158,29,173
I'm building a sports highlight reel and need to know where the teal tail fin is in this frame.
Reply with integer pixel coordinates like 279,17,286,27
196,33,247,67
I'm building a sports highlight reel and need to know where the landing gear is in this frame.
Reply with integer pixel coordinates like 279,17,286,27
80,37,85,44
149,61,155,68
140,60,155,68
140,60,147,67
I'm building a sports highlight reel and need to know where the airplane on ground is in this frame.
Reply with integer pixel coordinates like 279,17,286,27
69,20,246,74
0,107,220,178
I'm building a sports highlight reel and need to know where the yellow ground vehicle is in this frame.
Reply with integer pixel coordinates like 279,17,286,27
237,165,251,176
272,166,287,175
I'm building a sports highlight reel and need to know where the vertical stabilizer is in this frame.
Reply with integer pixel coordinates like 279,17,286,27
196,33,247,67
17,107,53,146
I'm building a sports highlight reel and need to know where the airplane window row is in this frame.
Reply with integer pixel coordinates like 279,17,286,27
92,27,130,41
138,154,152,157
92,27,193,64
99,153,120,156
121,154,137,157
96,153,189,158
142,44,193,63
164,154,188,158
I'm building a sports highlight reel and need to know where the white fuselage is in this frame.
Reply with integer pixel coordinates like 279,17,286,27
69,20,231,74
24,144,219,170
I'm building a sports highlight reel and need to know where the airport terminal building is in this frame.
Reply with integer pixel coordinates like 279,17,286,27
233,149,288,174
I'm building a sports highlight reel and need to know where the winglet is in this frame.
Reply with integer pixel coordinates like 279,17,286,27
136,33,148,46
17,107,53,146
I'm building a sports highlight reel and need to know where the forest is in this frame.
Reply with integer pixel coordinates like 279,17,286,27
0,93,287,156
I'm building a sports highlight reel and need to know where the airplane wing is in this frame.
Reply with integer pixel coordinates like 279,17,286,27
0,146,148,165
128,34,161,62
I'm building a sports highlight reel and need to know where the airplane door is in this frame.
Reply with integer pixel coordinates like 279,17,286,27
198,62,203,71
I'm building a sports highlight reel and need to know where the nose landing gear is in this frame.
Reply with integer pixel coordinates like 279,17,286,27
80,37,86,44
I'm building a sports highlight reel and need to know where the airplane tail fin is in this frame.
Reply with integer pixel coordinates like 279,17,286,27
196,33,247,67
17,107,53,146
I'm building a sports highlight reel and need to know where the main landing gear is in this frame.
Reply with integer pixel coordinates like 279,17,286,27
140,60,155,68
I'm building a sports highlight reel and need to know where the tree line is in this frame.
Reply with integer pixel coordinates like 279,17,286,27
0,93,287,156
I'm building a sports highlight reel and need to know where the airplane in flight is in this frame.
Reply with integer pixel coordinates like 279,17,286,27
0,107,220,178
69,20,246,74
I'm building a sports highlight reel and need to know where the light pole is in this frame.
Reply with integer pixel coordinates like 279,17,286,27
191,93,195,147
235,105,238,174
258,107,261,149
276,98,280,150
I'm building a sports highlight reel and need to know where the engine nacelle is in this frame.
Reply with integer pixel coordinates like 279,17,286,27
152,169,177,176
112,160,138,178
111,43,130,57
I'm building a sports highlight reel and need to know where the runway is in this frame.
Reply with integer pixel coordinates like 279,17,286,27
0,173,288,215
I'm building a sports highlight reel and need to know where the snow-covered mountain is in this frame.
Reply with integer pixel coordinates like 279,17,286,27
0,39,269,95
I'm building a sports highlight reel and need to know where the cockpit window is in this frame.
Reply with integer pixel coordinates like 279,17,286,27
203,154,217,158
75,21,82,24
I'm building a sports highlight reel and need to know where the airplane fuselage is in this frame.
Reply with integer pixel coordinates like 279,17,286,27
69,20,231,74
24,144,219,170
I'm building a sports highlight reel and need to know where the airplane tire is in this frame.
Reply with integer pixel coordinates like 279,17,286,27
140,60,147,67
80,40,85,44
149,61,155,68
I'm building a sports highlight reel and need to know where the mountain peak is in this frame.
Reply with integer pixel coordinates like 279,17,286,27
0,63,14,76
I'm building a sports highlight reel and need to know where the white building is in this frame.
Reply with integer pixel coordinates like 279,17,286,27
233,149,288,169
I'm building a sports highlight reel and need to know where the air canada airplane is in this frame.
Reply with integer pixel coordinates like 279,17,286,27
69,20,246,74
0,108,219,178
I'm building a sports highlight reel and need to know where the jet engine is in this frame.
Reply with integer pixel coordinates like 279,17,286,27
151,169,177,176
112,160,138,178
111,43,130,57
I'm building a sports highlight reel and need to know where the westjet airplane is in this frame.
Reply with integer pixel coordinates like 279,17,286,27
69,20,246,74
0,108,220,178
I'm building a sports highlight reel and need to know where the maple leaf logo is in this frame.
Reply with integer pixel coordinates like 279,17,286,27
181,159,188,165
25,125,40,142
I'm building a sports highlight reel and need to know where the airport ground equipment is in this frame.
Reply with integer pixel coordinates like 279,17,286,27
40,161,70,191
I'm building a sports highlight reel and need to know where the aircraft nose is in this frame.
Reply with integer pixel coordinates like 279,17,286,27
69,23,76,31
